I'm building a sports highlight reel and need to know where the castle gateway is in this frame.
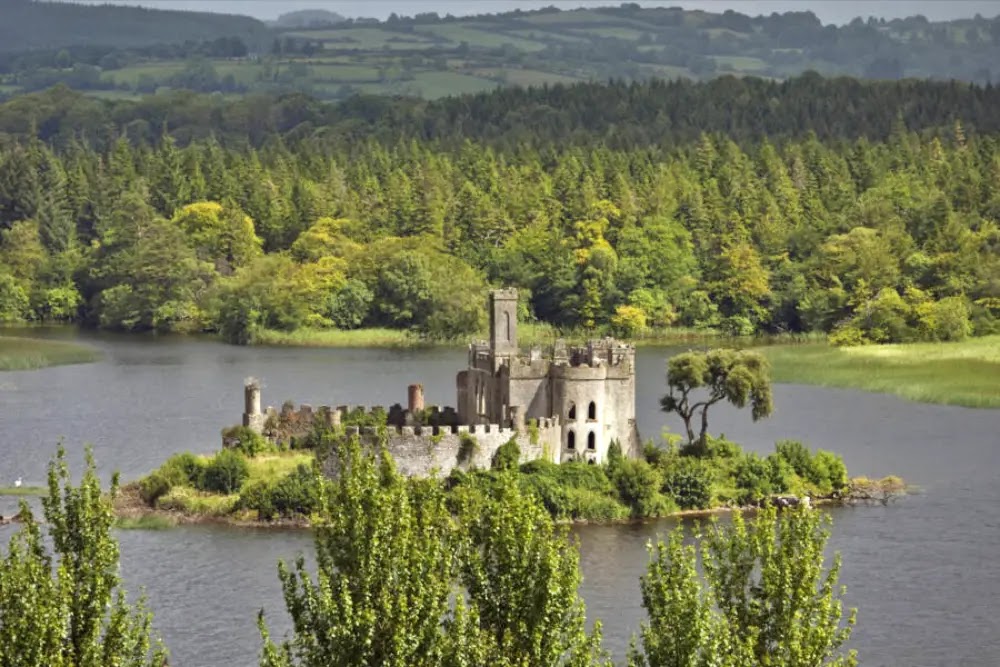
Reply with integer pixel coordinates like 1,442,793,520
238,289,640,477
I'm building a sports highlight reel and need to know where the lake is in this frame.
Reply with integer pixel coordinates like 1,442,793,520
1,329,998,666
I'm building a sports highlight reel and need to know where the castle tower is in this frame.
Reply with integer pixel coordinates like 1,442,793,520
489,288,518,360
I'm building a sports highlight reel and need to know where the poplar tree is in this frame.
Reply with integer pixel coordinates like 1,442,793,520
0,446,167,667
629,506,857,667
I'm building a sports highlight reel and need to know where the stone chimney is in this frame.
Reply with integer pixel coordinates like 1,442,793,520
408,383,425,413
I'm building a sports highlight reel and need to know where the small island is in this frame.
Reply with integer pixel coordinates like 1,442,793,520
119,290,904,527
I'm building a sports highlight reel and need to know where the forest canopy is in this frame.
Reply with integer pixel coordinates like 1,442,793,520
0,77,998,344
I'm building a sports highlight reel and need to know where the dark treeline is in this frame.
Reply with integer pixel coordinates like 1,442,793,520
3,75,1000,151
0,0,268,53
0,77,998,344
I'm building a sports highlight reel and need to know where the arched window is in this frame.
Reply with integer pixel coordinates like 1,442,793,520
588,401,597,420
504,311,511,342
587,432,596,450
567,402,576,420
567,431,576,450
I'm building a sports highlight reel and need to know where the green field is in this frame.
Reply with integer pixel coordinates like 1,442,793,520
306,62,381,82
104,61,188,85
713,55,768,71
498,69,581,87
290,27,437,50
568,26,648,41
639,63,695,80
762,336,1000,409
415,24,548,51
0,336,99,371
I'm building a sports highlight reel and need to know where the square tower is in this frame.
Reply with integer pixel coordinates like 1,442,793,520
489,288,519,359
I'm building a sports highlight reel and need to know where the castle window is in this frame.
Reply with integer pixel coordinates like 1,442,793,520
587,432,596,450
504,311,511,342
567,430,576,450
567,403,576,420
587,401,597,420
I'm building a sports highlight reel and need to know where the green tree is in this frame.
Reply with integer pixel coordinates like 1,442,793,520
629,506,857,667
0,446,167,666
660,349,773,456
258,438,470,667
455,473,610,667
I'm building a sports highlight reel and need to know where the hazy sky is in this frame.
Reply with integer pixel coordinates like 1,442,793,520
68,1,1000,25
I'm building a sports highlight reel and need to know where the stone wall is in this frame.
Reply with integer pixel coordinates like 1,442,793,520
321,419,562,479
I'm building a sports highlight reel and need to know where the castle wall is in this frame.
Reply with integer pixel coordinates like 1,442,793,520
507,358,552,424
322,420,561,479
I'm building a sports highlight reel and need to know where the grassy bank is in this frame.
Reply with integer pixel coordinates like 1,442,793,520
255,327,421,348
0,336,100,370
0,485,46,497
762,336,1000,409
254,323,720,349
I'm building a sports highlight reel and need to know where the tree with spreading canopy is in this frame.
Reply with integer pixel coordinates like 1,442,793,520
660,349,773,456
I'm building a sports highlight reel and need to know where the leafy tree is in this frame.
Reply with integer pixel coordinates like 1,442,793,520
258,438,472,667
0,446,168,666
661,349,773,456
629,506,856,667
455,473,610,667
171,200,262,269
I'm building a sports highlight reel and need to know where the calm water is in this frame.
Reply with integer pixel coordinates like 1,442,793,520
1,329,999,666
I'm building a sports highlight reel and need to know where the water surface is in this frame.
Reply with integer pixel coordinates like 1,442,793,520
1,330,998,666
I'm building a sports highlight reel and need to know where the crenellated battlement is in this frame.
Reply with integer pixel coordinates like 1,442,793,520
233,287,638,478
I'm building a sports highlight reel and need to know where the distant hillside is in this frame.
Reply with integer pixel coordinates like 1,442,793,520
272,5,1000,85
1,3,1000,103
0,0,269,52
270,10,345,29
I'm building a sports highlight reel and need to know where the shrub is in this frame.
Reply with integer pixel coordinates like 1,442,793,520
140,451,206,504
776,440,848,495
776,440,812,476
661,457,713,510
765,453,794,494
811,450,849,494
239,464,322,521
458,433,479,464
492,437,520,471
828,325,867,347
138,471,172,505
734,453,774,505
519,473,628,521
223,425,271,457
610,304,647,338
704,435,741,459
611,458,669,518
199,449,250,494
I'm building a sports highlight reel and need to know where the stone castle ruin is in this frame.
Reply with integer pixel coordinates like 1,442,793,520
236,289,640,477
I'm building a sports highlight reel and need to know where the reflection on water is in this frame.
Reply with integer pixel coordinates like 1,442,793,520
2,329,999,666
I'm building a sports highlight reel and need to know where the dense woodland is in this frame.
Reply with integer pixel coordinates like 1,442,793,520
0,76,998,344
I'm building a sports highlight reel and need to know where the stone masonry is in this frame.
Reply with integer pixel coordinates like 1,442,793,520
236,288,640,477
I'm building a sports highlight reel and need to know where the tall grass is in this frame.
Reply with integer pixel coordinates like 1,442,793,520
0,336,99,370
0,485,46,497
762,336,1000,409
254,327,422,348
115,515,176,530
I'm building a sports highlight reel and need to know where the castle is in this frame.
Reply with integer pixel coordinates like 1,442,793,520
237,289,640,477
